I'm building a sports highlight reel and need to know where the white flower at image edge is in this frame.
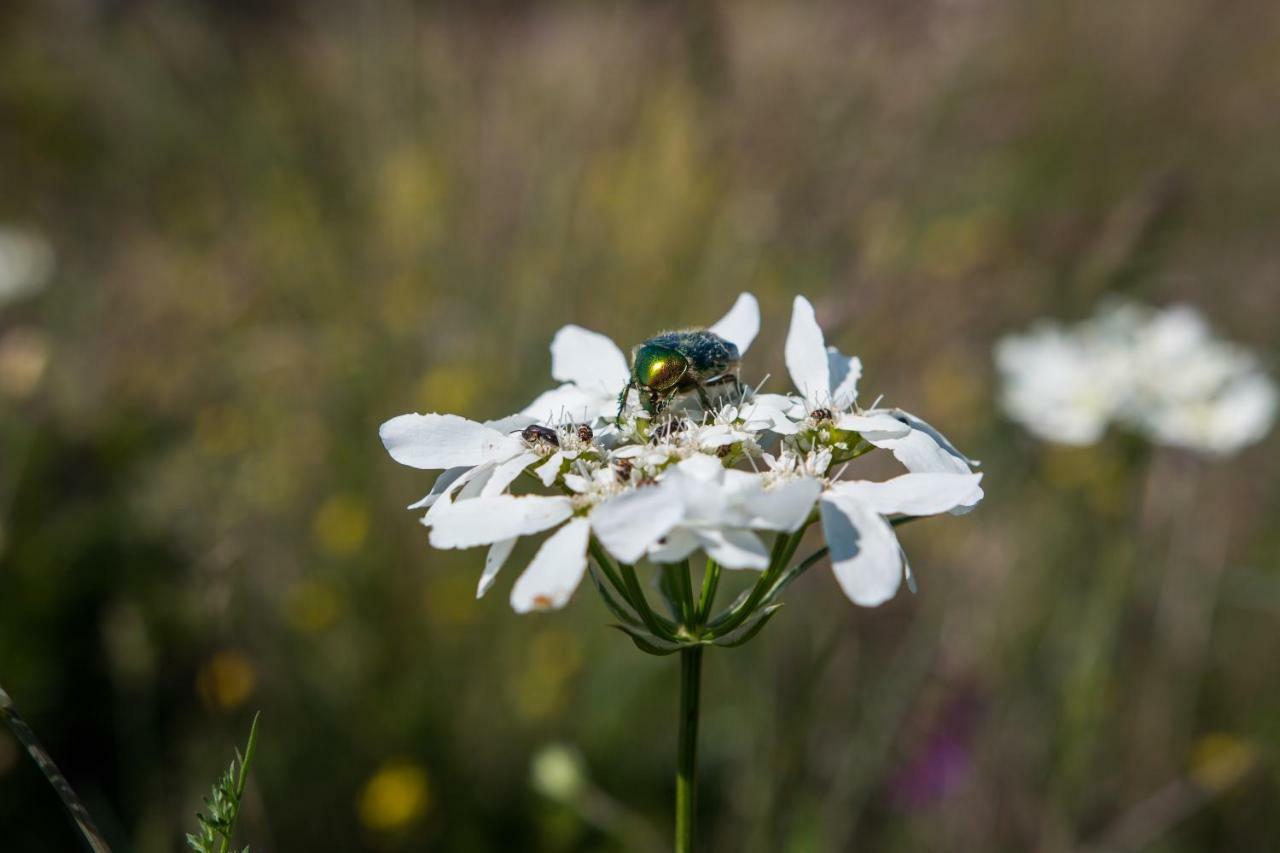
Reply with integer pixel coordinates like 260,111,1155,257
817,472,984,606
994,300,1278,454
521,293,762,424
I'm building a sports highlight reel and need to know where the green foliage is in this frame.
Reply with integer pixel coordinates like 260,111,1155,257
187,714,260,853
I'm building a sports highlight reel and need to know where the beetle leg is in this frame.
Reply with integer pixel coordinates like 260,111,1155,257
616,382,633,423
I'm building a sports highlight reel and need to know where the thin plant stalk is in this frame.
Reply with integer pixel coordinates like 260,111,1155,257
0,682,112,853
675,646,702,853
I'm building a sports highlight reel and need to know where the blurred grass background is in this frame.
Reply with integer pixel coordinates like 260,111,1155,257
2,1,1279,850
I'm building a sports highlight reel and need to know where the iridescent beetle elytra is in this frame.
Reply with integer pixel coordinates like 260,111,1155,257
617,328,743,420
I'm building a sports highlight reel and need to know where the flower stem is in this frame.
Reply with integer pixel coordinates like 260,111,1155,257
696,559,720,624
675,646,702,853
0,683,112,853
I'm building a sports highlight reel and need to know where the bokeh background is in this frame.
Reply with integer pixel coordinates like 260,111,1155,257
2,1,1279,850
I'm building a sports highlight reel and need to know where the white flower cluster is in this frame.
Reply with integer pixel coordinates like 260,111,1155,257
996,301,1277,455
381,294,982,618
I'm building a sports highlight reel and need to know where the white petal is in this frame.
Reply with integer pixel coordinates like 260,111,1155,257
408,466,469,510
484,413,537,433
862,410,976,476
820,495,904,607
457,461,497,500
591,483,684,564
521,383,602,424
423,463,493,523
740,477,822,532
785,296,831,405
708,292,761,354
429,495,573,549
828,350,863,409
482,452,540,497
647,527,702,564
831,473,984,517
695,529,770,570
381,413,523,470
550,325,630,395
835,412,910,436
536,452,565,487
742,400,801,435
510,519,591,613
477,538,517,598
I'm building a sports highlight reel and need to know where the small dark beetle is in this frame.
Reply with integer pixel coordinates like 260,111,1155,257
521,424,560,447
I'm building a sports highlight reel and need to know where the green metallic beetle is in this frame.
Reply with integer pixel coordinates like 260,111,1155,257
617,328,743,420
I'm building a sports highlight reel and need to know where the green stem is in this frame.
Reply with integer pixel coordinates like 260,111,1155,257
696,559,720,625
0,684,112,853
710,527,807,636
677,560,696,626
675,646,702,853
620,563,678,641
588,539,634,610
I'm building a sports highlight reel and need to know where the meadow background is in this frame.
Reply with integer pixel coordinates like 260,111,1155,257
2,1,1279,850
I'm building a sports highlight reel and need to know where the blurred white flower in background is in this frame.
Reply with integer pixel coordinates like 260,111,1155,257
0,226,54,308
996,300,1277,455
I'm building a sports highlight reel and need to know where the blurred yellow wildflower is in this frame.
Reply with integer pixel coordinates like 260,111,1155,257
1189,733,1257,794
358,761,432,831
196,651,256,712
312,495,369,557
0,328,50,399
285,580,342,634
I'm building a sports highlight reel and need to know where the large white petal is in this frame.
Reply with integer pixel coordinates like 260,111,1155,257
835,412,910,436
821,495,905,607
708,293,761,355
381,413,523,470
828,350,863,409
785,296,831,405
481,452,540,497
591,483,685,564
521,383,603,424
647,527,702,564
740,477,822,532
695,529,770,570
428,495,573,549
484,413,537,433
831,473,984,517
510,519,591,613
861,410,975,477
477,537,517,598
550,325,630,395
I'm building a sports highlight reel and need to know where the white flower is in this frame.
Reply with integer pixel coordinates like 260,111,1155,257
995,300,1277,455
994,321,1128,446
381,291,985,620
521,293,761,424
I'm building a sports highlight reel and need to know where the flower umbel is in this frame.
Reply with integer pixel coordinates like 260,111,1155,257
381,292,981,622
380,293,982,853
